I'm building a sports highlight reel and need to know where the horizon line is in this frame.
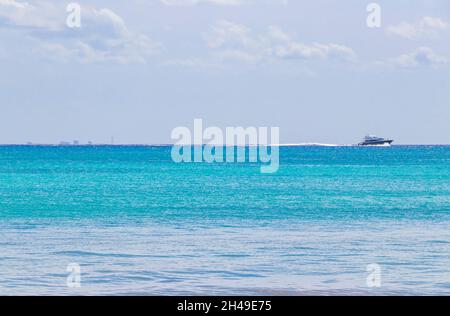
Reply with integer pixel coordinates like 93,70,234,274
0,143,449,147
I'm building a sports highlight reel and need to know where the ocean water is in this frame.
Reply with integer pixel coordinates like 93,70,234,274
0,145,449,295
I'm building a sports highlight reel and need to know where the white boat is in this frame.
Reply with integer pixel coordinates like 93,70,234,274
358,135,394,146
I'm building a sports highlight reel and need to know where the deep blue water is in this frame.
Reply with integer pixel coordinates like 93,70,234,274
0,145,449,295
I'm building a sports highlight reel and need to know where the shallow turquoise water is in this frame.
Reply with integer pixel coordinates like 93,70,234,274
0,146,449,295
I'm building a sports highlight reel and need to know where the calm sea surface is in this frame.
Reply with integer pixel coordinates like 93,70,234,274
0,145,449,295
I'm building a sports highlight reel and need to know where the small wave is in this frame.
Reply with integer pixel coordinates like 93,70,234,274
53,250,155,258
275,143,342,147
361,143,392,147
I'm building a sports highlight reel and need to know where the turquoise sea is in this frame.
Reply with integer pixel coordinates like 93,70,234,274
0,145,449,295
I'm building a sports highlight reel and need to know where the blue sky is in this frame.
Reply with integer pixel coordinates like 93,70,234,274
0,0,449,144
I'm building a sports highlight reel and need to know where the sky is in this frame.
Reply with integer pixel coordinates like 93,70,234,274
0,0,449,145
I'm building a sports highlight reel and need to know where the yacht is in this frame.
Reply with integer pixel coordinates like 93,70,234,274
358,135,394,146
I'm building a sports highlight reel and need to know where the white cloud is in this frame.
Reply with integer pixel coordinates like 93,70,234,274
0,0,59,29
160,0,244,6
204,20,356,63
387,16,448,40
0,0,161,63
205,20,255,49
159,0,288,6
389,47,448,68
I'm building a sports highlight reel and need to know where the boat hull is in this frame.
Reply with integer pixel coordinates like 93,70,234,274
358,140,393,146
